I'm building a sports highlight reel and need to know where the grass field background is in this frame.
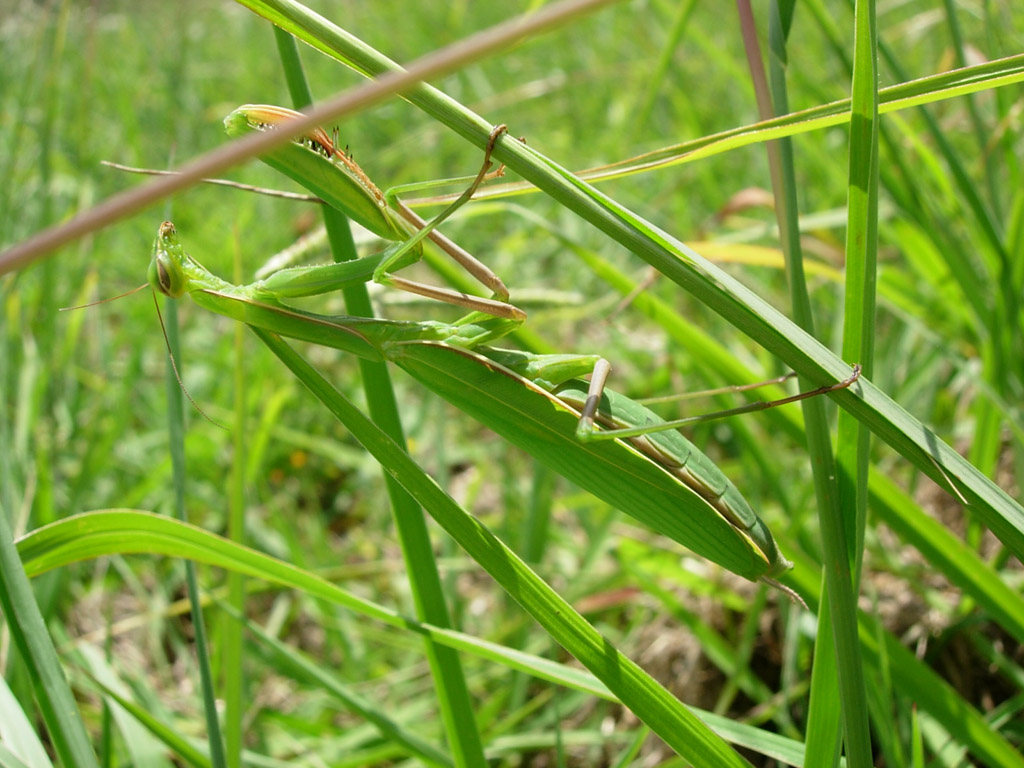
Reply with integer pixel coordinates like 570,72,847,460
1,1,1022,766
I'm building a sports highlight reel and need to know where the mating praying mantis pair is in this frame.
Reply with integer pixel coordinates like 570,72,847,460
145,104,860,589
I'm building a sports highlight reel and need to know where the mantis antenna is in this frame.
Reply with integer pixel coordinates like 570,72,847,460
149,289,228,431
58,283,148,311
59,276,227,430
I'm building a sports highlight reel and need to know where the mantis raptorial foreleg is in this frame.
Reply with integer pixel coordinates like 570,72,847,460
378,124,514,305
224,106,524,321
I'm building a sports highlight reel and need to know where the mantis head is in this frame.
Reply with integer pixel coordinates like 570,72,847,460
149,221,189,298
145,221,227,430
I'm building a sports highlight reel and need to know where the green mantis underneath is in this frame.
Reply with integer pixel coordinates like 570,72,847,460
148,105,860,587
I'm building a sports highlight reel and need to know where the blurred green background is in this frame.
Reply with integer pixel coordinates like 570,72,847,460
2,1,1021,765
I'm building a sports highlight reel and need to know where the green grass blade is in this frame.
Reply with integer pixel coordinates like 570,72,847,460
0,672,53,768
88,681,211,768
751,2,871,762
0,502,99,768
225,605,453,768
271,27,489,766
251,329,754,767
837,0,879,580
272,24,314,107
604,53,1024,176
0,744,34,768
160,296,228,768
222,237,247,768
831,0,879,763
75,645,175,768
803,589,843,768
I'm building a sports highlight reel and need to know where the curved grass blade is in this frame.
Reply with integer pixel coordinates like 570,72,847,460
18,509,806,765
16,511,610,699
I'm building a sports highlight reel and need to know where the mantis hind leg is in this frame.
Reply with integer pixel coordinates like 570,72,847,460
576,361,862,442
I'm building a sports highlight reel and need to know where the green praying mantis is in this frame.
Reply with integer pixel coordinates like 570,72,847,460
146,104,860,589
